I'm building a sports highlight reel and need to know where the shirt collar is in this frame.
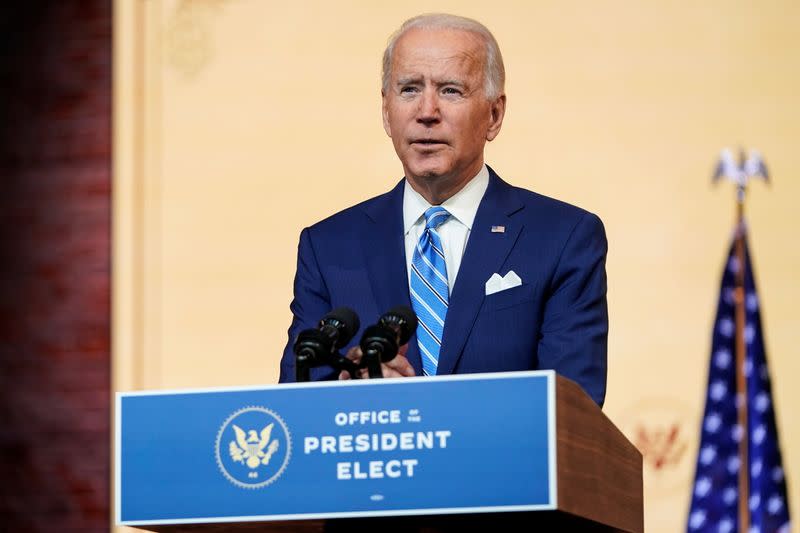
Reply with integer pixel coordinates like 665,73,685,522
402,164,490,234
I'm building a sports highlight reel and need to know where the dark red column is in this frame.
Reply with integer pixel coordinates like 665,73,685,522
0,2,111,531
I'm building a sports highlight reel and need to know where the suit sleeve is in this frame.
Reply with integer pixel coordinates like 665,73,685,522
538,212,608,406
278,227,338,383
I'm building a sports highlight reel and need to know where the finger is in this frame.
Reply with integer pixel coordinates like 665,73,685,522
385,354,415,377
338,370,351,380
380,367,404,378
345,345,363,364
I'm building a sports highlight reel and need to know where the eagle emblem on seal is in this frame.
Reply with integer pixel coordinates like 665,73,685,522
229,423,280,469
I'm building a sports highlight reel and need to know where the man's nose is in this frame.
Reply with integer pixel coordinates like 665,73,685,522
416,89,440,126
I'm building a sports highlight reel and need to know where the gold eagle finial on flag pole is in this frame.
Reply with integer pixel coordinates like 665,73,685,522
713,147,769,206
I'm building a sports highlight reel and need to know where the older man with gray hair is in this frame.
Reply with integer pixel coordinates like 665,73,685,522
279,13,608,407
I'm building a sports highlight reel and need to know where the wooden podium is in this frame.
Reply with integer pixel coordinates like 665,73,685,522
116,372,642,532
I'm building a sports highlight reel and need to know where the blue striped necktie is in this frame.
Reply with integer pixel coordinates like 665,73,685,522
410,206,451,376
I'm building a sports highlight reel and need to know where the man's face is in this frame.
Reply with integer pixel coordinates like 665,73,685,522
382,28,505,192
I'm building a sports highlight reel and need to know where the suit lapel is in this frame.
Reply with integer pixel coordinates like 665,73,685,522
362,180,422,374
436,169,524,375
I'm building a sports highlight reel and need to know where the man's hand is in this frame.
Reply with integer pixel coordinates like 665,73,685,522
338,343,415,379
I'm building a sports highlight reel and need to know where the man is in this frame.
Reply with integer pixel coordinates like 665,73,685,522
278,14,608,406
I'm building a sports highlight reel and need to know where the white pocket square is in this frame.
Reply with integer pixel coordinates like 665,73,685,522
485,270,522,296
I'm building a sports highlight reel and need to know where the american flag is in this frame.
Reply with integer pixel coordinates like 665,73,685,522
687,228,791,532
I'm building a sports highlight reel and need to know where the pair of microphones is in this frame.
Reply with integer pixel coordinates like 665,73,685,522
292,306,417,382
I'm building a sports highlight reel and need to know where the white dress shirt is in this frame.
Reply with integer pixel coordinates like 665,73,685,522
403,165,490,294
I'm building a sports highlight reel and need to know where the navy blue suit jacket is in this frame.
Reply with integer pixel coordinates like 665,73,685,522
278,167,608,405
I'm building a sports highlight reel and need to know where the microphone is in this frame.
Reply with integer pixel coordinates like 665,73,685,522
359,306,418,378
378,305,417,345
318,307,361,350
294,308,360,382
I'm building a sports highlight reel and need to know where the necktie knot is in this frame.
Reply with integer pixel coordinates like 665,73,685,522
424,206,450,231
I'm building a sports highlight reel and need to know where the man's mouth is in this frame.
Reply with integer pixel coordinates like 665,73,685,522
410,139,447,146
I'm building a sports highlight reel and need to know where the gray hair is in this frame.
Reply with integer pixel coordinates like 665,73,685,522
381,13,506,100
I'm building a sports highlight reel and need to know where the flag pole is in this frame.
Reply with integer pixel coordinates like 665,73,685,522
712,146,768,531
733,178,749,533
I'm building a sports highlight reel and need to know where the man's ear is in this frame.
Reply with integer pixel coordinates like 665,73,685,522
485,94,506,142
381,91,392,138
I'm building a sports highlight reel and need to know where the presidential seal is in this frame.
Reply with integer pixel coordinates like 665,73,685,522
215,406,292,489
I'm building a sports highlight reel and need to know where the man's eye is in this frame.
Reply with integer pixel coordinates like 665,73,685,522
442,87,462,96
400,86,419,94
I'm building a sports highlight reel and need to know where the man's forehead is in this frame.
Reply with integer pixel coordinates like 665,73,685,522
391,27,485,76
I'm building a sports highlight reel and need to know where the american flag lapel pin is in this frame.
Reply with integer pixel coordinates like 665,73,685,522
491,225,505,233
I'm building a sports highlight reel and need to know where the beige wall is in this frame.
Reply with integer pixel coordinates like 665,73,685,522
113,1,799,530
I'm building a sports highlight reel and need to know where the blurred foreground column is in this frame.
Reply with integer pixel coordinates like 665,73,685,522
0,1,111,531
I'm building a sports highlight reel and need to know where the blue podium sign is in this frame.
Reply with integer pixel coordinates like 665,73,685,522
116,370,557,527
